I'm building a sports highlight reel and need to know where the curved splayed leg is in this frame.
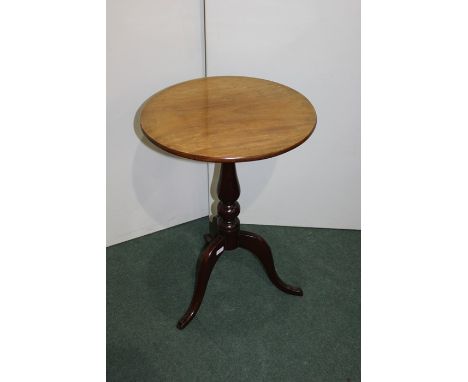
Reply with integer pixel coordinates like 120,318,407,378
239,230,303,296
177,235,225,329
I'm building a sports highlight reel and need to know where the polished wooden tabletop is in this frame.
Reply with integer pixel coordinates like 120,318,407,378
140,76,317,162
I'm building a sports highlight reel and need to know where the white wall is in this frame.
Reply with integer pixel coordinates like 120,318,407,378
207,0,360,229
107,0,208,246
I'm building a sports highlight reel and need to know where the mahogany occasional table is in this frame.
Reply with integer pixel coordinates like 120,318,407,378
140,76,317,329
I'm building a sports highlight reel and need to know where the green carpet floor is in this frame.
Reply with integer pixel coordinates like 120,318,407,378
107,217,360,381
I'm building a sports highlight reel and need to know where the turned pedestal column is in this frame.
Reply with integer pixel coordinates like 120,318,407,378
177,163,303,329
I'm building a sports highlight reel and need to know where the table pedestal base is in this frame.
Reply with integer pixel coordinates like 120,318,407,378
177,163,303,330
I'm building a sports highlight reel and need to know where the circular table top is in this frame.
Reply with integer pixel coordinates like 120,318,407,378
140,76,317,162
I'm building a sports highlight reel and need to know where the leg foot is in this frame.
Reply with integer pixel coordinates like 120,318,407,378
177,235,225,329
238,230,303,296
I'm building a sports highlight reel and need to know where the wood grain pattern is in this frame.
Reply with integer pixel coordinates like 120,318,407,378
140,76,317,162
